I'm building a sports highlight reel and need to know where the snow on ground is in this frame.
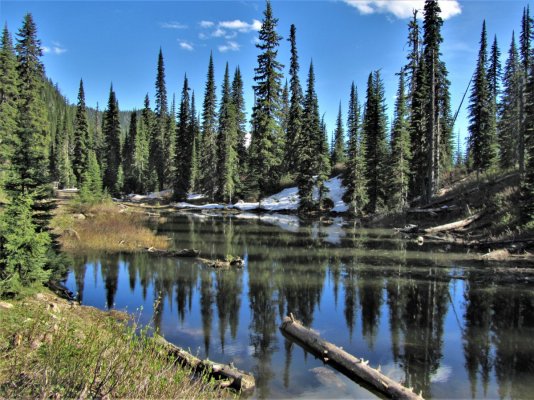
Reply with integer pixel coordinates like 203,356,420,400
235,212,300,232
130,176,348,213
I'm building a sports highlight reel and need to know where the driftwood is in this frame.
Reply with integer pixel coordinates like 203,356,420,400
280,316,424,400
423,213,481,234
196,257,244,269
154,335,255,393
146,247,200,257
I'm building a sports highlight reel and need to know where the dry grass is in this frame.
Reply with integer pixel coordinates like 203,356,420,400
53,201,169,253
0,291,227,399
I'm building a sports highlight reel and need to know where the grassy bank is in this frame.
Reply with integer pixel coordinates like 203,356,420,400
0,290,226,398
52,200,169,253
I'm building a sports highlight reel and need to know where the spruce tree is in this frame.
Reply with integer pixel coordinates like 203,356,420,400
56,111,74,188
343,82,368,215
0,194,51,297
165,94,177,186
498,33,522,170
231,67,247,196
79,151,103,204
200,53,218,199
216,64,239,203
189,92,201,193
150,48,168,190
363,71,389,213
389,69,411,211
317,113,331,208
0,25,19,191
138,94,153,192
102,84,121,195
297,62,321,212
72,79,89,185
468,21,498,173
8,13,53,232
331,104,346,166
521,59,534,222
488,36,502,101
122,111,137,193
249,0,284,197
286,24,303,174
519,6,532,173
174,75,193,201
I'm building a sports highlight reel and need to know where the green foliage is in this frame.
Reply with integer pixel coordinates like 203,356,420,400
174,75,193,201
0,194,51,298
102,85,121,196
72,79,89,185
331,104,346,166
189,92,201,193
249,0,285,198
231,67,247,198
78,151,104,205
122,111,137,193
521,56,534,222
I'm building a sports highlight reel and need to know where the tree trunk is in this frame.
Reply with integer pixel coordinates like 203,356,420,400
423,212,481,234
280,316,424,400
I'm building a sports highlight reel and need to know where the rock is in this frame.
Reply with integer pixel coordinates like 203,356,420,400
34,293,46,301
0,301,13,309
72,213,86,220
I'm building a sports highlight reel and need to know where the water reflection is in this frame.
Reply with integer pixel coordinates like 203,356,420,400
66,214,534,399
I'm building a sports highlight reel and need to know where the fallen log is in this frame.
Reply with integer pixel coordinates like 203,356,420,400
154,335,255,394
280,316,423,400
146,247,200,257
196,257,244,269
423,212,481,234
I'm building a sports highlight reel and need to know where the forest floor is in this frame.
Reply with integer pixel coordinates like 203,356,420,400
0,289,228,399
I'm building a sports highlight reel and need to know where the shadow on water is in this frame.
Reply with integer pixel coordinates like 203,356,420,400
65,213,534,399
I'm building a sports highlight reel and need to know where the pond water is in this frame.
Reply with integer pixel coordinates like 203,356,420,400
63,213,534,399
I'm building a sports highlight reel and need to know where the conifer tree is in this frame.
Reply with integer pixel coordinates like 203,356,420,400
150,49,168,190
363,71,389,213
488,36,502,101
189,92,201,193
297,62,321,212
343,82,368,215
519,6,532,173
72,79,89,185
0,194,51,297
174,75,193,201
122,111,137,193
102,84,121,195
93,102,105,167
468,21,498,173
79,151,103,204
280,80,290,162
0,25,19,191
8,13,53,232
165,94,177,186
200,53,218,199
498,33,522,170
249,0,284,197
389,69,411,211
331,104,346,166
521,58,534,222
231,67,247,196
317,113,331,208
137,94,153,192
216,64,239,203
286,24,303,174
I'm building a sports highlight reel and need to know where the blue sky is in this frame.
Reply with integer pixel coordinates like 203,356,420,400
1,0,532,150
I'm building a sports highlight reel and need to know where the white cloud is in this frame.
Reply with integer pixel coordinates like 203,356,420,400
179,41,194,51
342,0,461,20
53,46,67,54
42,43,67,55
161,21,188,29
218,41,240,53
42,46,51,54
200,20,214,28
219,19,262,32
212,27,226,37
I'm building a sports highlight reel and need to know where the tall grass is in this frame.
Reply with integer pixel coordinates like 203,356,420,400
0,291,226,398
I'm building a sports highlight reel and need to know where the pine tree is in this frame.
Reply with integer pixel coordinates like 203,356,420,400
137,94,153,192
468,21,498,173
165,94,177,187
285,23,303,174
55,111,74,188
92,102,105,167
189,92,201,193
200,53,218,199
297,62,321,212
150,48,168,190
521,57,534,222
519,6,532,173
7,13,53,232
488,36,502,101
174,75,193,201
331,104,346,166
317,113,331,209
231,67,247,197
363,71,389,213
79,150,103,204
249,0,284,197
72,79,89,185
122,111,137,193
216,64,239,203
389,69,411,211
102,84,121,195
498,33,522,170
343,82,368,215
0,25,19,191
0,194,51,297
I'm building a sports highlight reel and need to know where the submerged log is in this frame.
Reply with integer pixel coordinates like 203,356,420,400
423,212,481,234
154,335,255,394
146,247,200,257
280,316,423,400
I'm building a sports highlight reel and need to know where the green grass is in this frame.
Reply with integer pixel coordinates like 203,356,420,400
0,290,228,399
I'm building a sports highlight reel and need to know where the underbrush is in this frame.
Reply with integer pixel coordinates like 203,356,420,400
53,201,169,253
0,291,225,398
